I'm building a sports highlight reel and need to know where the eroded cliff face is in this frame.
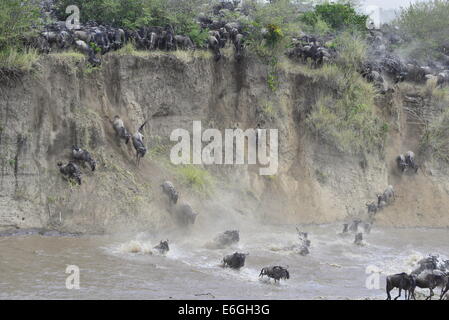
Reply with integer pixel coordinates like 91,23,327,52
0,52,448,233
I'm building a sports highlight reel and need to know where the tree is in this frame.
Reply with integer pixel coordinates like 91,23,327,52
301,2,367,32
396,0,449,59
0,0,42,50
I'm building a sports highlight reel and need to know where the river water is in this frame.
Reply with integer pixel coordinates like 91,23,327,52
0,223,447,299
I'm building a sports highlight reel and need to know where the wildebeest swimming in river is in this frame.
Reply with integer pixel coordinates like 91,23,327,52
214,230,240,247
169,202,199,226
354,232,364,246
296,228,311,255
153,240,169,255
259,266,290,283
222,252,248,269
386,272,415,300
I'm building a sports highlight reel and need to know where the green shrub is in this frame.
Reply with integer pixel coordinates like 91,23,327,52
0,0,42,50
419,85,449,163
301,2,368,32
54,0,210,30
395,0,449,61
174,165,214,196
333,31,367,70
0,47,39,72
421,107,449,163
305,64,388,155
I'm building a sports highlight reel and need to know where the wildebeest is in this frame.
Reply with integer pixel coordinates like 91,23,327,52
259,266,290,283
366,202,378,215
174,35,194,50
112,115,131,144
160,181,179,205
412,255,439,275
72,145,96,171
377,185,395,206
169,202,199,226
354,232,364,245
207,35,221,61
386,272,416,300
222,252,248,269
396,154,407,172
153,240,169,255
349,219,362,232
233,33,244,61
405,151,418,173
57,161,82,185
73,39,101,66
410,270,449,300
214,230,240,247
296,228,311,255
340,223,349,234
132,121,147,167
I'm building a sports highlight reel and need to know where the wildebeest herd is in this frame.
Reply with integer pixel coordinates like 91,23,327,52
27,1,250,66
386,255,449,300
339,150,421,248
57,115,147,185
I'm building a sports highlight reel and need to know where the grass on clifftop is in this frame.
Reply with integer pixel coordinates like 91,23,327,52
174,165,215,197
0,47,39,73
294,33,388,156
419,83,449,163
114,42,212,61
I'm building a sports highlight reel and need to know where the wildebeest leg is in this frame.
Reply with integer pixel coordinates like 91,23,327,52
394,288,401,300
426,288,434,300
440,286,448,300
386,288,392,300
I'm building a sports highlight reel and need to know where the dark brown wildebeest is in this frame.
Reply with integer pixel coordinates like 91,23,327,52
222,252,248,269
214,230,240,247
72,145,96,171
153,240,169,255
259,266,290,283
57,161,82,185
410,270,448,300
160,181,179,205
386,272,415,300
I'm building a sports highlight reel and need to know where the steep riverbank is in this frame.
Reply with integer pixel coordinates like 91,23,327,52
0,50,448,233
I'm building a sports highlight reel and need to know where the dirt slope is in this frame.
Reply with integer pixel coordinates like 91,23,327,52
0,52,448,233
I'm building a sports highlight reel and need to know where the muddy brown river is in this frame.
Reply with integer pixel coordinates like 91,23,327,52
0,224,447,299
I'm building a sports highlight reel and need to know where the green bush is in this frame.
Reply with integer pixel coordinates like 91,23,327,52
175,165,214,196
0,0,42,50
301,2,367,32
305,63,388,155
421,107,449,163
396,0,449,60
333,31,367,70
419,85,449,163
0,47,39,72
54,0,210,31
